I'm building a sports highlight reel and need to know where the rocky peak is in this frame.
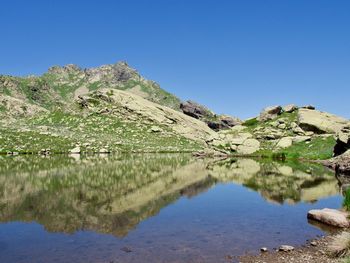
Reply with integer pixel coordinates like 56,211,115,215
84,61,138,83
48,64,82,75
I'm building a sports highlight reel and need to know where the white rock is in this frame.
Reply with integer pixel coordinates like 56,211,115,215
307,208,350,228
283,104,298,113
298,109,349,134
69,146,81,154
276,137,293,148
292,136,311,143
237,138,260,154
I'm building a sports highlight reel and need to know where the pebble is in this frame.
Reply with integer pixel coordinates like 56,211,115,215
260,247,268,252
279,245,295,252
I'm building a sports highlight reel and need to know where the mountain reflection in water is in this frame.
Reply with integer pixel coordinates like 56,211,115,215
0,154,340,238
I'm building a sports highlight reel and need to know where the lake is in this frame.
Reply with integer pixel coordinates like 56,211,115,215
0,154,343,263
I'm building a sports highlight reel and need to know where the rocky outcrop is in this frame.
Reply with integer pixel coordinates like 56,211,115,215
324,150,350,176
258,105,282,121
180,100,212,119
307,208,350,228
0,94,48,117
208,129,261,154
180,100,241,131
334,125,350,156
283,104,298,113
298,109,349,134
79,88,216,144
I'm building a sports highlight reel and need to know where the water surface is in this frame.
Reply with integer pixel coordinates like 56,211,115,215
0,154,342,263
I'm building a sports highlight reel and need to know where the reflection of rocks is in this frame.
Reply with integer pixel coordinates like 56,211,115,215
0,154,212,237
207,159,339,204
0,154,340,237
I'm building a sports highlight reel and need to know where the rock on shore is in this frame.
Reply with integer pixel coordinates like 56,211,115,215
307,208,350,228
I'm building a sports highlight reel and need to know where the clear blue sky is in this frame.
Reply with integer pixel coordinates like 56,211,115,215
1,0,349,119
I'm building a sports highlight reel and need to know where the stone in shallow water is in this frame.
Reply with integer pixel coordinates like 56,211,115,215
307,208,350,228
279,245,294,252
260,247,268,252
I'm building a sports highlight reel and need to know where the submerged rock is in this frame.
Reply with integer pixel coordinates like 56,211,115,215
307,208,350,228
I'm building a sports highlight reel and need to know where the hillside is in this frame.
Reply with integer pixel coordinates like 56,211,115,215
0,61,349,160
0,62,218,153
0,61,181,112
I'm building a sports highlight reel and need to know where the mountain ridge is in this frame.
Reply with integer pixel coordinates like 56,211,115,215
1,61,349,161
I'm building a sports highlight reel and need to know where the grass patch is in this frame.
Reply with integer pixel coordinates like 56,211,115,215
344,189,350,211
277,136,335,160
242,117,259,128
328,231,350,258
0,110,202,154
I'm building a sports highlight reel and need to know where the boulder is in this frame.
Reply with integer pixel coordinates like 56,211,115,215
334,126,350,156
324,150,350,175
180,101,240,131
218,115,241,127
298,109,349,134
237,138,260,155
292,126,305,135
283,104,298,113
180,100,211,119
279,245,294,252
231,132,253,145
307,208,350,228
207,121,225,131
292,136,311,143
276,137,293,148
302,105,316,110
258,105,282,122
335,154,350,176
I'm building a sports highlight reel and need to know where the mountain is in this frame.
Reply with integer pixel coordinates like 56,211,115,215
0,61,349,161
0,61,218,154
0,61,181,112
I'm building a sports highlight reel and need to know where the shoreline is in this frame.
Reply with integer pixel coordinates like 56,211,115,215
238,234,339,263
